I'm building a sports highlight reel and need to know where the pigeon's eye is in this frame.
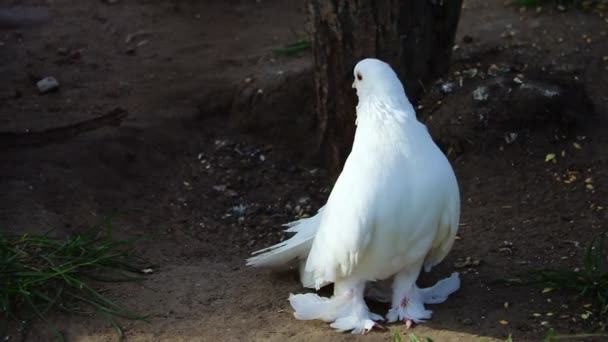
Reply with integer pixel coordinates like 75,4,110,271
356,72,363,81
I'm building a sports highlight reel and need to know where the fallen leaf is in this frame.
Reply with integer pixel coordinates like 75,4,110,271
545,153,556,163
573,142,582,149
542,287,553,294
499,320,509,325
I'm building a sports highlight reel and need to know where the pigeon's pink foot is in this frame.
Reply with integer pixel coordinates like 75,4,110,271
389,297,416,329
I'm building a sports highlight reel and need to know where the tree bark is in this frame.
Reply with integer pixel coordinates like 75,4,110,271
308,0,462,174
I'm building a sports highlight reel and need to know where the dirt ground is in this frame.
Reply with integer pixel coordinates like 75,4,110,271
1,0,608,341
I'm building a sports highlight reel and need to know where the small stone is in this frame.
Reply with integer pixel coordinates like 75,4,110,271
440,82,456,94
36,76,59,93
212,185,227,192
505,132,518,144
136,39,150,47
298,197,311,204
454,256,481,268
463,68,478,78
232,204,248,216
472,86,489,101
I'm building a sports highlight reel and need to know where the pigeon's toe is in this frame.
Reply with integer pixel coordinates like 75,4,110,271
330,314,384,334
386,300,432,324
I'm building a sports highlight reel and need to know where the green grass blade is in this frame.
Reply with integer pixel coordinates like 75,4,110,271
1,221,146,339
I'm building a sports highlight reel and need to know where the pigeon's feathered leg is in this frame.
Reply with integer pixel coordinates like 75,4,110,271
387,267,461,326
289,278,384,334
386,264,431,325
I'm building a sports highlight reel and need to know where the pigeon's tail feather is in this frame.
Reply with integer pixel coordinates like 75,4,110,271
246,212,321,268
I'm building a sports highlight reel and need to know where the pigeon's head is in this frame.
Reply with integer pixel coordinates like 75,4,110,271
352,58,406,101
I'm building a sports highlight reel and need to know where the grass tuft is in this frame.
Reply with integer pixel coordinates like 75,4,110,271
390,331,435,342
0,222,147,340
272,39,311,57
527,228,608,327
408,333,434,342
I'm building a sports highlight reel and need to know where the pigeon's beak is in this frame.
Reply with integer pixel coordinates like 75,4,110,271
352,81,356,89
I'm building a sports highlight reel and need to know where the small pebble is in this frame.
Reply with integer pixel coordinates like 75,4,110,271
36,76,59,93
472,86,489,101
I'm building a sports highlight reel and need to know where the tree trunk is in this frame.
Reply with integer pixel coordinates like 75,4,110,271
308,0,462,174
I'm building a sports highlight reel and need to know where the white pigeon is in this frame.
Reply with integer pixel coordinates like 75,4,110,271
247,58,461,334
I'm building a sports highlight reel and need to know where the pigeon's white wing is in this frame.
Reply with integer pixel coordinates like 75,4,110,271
423,160,460,272
422,197,459,272
304,151,383,288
